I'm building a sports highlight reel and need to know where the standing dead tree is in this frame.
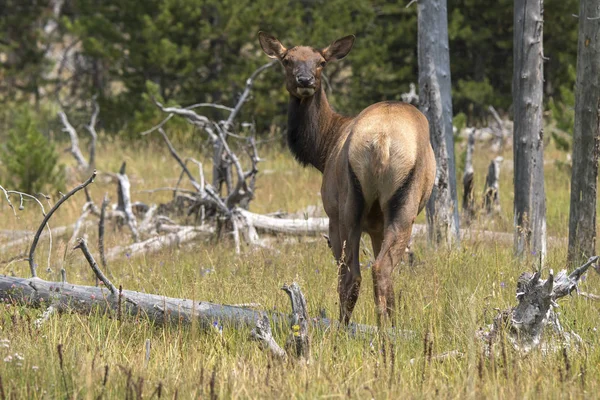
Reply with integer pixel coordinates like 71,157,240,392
513,0,546,261
115,162,140,242
418,0,460,246
58,98,100,172
567,0,600,266
483,156,503,215
462,129,476,223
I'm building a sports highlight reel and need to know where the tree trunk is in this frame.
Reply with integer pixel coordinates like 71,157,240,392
567,0,600,265
417,0,460,246
513,0,546,260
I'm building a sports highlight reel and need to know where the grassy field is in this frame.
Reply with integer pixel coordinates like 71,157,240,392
0,135,598,399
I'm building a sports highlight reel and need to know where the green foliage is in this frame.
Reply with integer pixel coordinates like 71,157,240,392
0,107,65,194
549,64,576,152
0,0,57,102
1,0,582,134
453,112,468,135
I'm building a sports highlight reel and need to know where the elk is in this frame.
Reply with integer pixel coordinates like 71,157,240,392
258,32,436,326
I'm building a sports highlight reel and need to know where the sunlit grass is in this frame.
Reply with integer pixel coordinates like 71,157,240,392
0,136,599,398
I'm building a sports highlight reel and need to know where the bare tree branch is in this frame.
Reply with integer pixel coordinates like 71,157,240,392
29,171,96,278
74,238,117,294
58,110,89,170
222,60,277,131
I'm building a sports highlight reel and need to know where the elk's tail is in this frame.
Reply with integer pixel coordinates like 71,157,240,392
370,132,390,176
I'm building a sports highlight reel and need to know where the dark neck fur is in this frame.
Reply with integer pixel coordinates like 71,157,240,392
286,88,350,173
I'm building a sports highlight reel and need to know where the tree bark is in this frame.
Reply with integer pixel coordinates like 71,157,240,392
417,0,460,246
462,129,476,223
567,0,600,265
483,156,503,215
513,0,546,260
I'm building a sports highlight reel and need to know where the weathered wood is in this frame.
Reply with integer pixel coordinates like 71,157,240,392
283,283,310,359
105,225,214,261
85,96,100,170
417,0,460,246
568,0,600,266
235,208,329,235
250,314,287,359
58,110,89,170
116,162,140,242
513,0,546,260
479,256,598,353
462,129,476,223
222,61,276,131
29,171,96,277
75,238,117,294
0,274,410,341
483,156,503,215
98,194,109,271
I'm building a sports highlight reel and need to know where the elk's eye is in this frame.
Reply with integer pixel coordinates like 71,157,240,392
320,61,327,68
282,58,290,67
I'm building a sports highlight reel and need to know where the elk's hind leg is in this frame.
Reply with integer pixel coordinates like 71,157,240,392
337,166,365,325
371,188,418,326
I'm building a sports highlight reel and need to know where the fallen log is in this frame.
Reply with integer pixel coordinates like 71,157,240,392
105,225,215,261
236,208,329,235
0,273,412,340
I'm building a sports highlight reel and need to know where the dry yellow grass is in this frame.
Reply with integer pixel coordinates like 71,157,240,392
0,137,598,399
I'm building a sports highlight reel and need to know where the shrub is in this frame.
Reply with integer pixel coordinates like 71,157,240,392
0,107,65,194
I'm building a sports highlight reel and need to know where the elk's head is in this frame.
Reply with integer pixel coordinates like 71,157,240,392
258,32,355,99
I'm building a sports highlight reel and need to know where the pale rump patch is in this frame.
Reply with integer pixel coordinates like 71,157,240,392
347,103,422,207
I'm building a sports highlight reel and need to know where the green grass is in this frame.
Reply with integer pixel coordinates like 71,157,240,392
0,138,599,399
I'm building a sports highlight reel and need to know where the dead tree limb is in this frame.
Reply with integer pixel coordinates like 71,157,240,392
283,283,310,359
75,238,117,294
84,96,100,169
29,171,96,278
479,256,598,353
222,60,277,131
98,194,109,270
157,128,202,192
116,162,140,242
250,314,287,360
400,83,419,106
462,129,476,223
235,208,329,235
488,105,506,153
105,225,214,261
0,275,410,341
58,110,89,170
483,156,503,215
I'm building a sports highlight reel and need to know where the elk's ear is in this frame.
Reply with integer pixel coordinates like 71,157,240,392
322,35,355,62
258,32,287,59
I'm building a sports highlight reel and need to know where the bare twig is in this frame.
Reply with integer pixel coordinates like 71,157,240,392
0,185,16,216
140,102,233,136
74,238,117,294
157,128,202,192
29,171,96,278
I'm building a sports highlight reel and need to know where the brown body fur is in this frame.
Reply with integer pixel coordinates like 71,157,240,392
259,32,436,325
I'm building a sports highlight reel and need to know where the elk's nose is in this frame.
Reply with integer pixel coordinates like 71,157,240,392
296,75,315,88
